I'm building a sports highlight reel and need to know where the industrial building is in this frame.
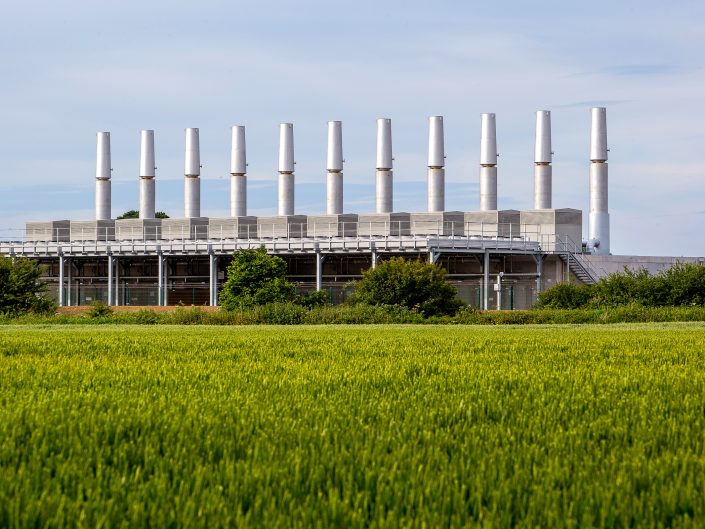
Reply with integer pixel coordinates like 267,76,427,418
2,107,701,309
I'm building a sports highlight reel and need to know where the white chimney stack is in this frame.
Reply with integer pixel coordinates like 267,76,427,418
589,107,610,254
278,123,295,216
230,125,247,217
326,121,344,215
479,113,498,211
184,128,201,218
534,111,552,209
95,131,111,220
427,116,445,212
375,118,393,213
139,129,156,219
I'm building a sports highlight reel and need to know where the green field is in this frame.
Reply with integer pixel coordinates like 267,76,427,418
1,324,704,528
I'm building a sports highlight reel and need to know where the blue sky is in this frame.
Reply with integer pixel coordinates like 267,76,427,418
1,0,703,256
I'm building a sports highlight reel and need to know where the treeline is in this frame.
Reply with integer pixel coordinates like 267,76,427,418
537,263,705,309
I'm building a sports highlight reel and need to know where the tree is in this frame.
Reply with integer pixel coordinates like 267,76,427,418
348,257,463,317
117,210,169,219
219,247,296,310
0,255,55,315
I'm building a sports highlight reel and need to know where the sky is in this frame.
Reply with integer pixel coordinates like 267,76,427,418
1,0,703,256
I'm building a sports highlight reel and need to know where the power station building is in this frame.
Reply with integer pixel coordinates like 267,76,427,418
3,108,701,309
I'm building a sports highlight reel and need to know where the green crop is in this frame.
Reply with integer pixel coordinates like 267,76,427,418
1,324,704,528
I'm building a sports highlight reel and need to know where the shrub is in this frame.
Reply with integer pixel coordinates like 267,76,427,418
87,300,113,318
535,283,593,309
297,290,329,308
134,309,160,325
0,255,56,315
219,248,296,310
348,257,464,317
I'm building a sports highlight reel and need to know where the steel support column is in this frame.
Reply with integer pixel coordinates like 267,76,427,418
58,253,65,307
157,253,164,307
107,254,113,306
483,250,490,311
315,251,323,291
534,254,544,296
208,251,216,306
114,258,119,306
66,259,72,307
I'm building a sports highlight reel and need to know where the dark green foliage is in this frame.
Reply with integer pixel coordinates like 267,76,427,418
537,263,705,309
86,300,113,318
0,255,55,315
535,282,593,309
117,210,169,219
116,210,139,219
297,289,329,308
219,247,296,310
348,257,464,317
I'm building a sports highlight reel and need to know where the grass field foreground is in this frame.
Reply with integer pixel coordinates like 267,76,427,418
1,324,704,527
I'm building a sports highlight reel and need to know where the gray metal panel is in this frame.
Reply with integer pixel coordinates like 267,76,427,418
25,221,70,242
115,218,162,241
208,216,257,239
257,215,307,238
358,212,411,236
465,210,519,238
410,211,464,236
161,217,209,240
306,214,358,237
70,220,115,241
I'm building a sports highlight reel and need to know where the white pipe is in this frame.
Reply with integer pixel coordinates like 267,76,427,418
230,126,246,216
589,107,610,254
184,177,200,218
428,116,445,168
184,128,201,218
327,172,343,215
427,116,445,212
479,113,498,211
139,129,156,219
139,177,155,219
184,128,200,176
231,174,246,217
95,132,111,220
376,170,393,213
479,166,497,211
480,113,497,166
376,118,393,213
278,173,294,216
533,165,552,210
590,107,608,162
326,121,343,214
534,111,552,209
427,168,445,212
278,123,295,215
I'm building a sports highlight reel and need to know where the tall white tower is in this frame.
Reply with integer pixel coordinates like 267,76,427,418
184,128,201,218
278,123,295,216
230,125,247,217
534,111,552,209
326,121,343,214
95,131,111,220
139,129,156,219
479,113,498,211
427,116,445,212
375,118,393,213
589,107,610,254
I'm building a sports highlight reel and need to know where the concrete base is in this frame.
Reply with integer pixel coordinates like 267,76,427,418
208,216,257,239
358,213,411,236
520,209,582,251
115,218,162,241
464,210,520,238
257,215,307,238
70,220,115,241
306,214,358,237
25,220,70,242
410,211,464,236
161,217,209,240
